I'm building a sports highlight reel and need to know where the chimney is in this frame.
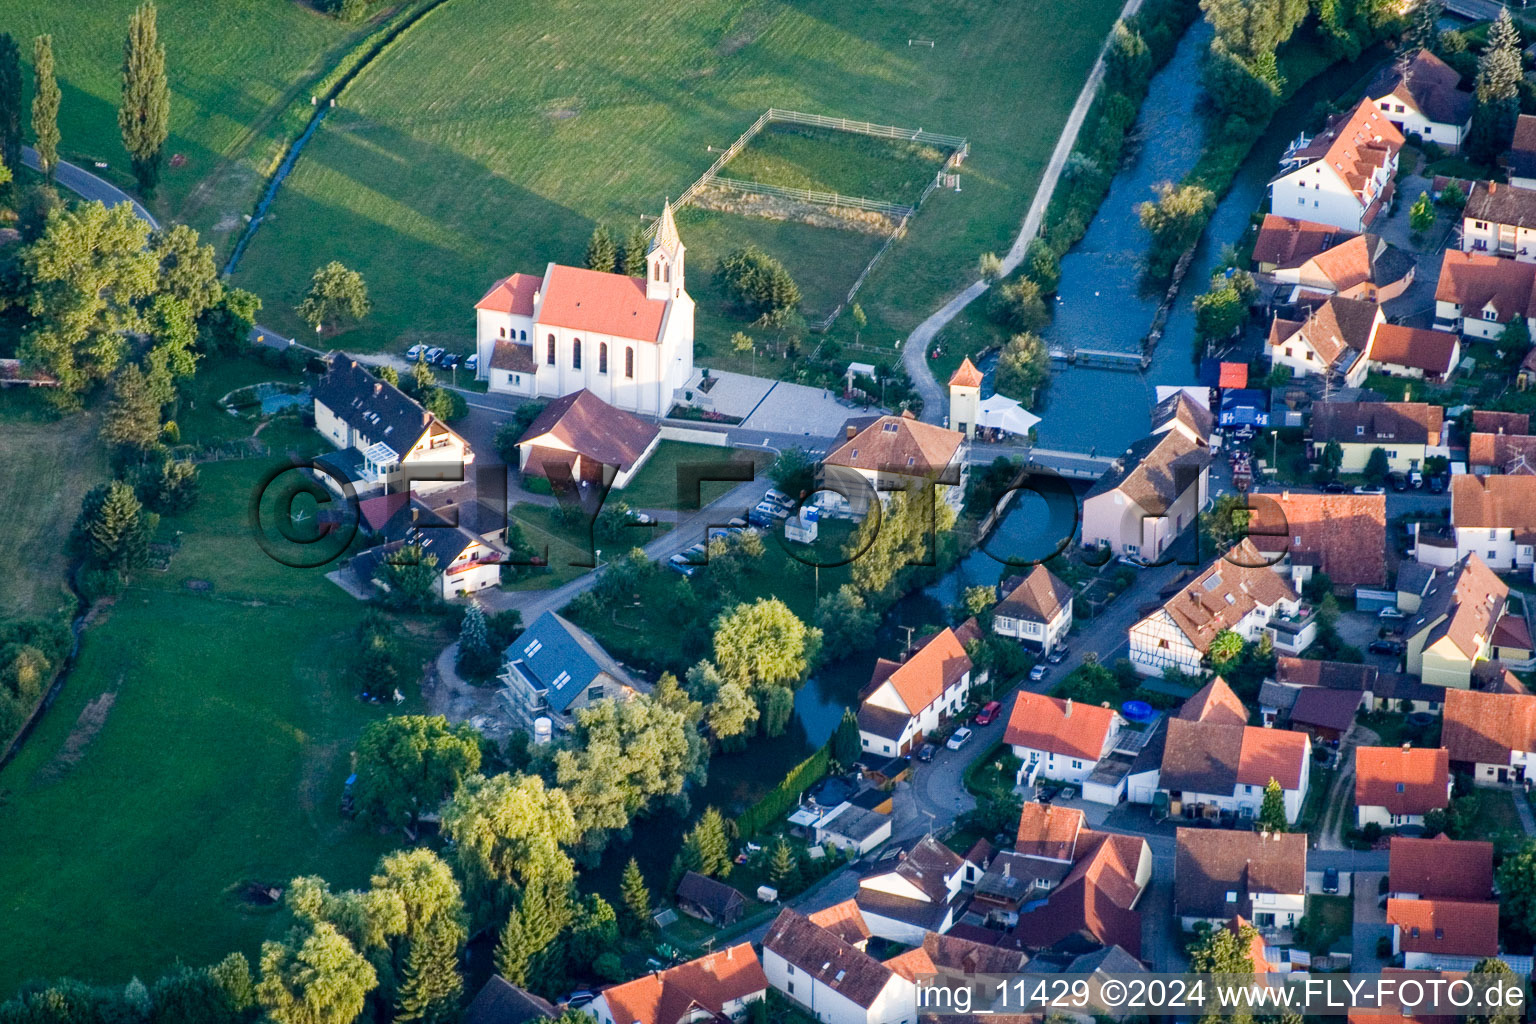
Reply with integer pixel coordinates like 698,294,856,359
1004,861,1012,878
1403,742,1411,752
1064,698,1073,718
846,425,857,439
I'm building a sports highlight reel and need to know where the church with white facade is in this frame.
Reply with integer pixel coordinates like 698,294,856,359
473,202,695,416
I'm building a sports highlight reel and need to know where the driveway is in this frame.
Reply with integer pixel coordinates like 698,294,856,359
1352,870,1389,970
1377,170,1455,330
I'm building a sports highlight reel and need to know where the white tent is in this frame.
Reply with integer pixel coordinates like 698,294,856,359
976,394,1040,435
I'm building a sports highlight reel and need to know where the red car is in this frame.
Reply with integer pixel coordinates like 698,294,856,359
974,700,1002,726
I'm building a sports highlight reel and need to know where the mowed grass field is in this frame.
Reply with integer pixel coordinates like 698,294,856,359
228,0,1124,355
724,123,946,202
0,0,360,241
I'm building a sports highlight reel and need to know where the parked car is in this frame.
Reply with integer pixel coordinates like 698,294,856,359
754,501,790,520
1116,555,1143,567
666,554,696,577
1353,485,1386,495
747,508,777,529
1427,473,1446,494
915,743,937,763
1369,639,1405,655
564,992,598,1010
1378,607,1407,620
765,489,795,507
1046,646,1068,664
974,700,1002,726
1029,664,1049,682
1322,481,1347,494
1408,470,1424,489
946,727,974,750
422,346,445,365
439,352,461,370
1388,472,1408,492
464,354,478,373
405,344,428,362
1322,867,1339,894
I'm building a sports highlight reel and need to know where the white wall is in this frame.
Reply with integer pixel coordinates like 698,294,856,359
763,947,915,1024
1272,162,1378,233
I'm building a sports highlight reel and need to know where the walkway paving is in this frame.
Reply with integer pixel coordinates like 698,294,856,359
1352,870,1389,970
900,0,1145,424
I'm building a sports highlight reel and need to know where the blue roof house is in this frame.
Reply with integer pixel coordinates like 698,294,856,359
497,611,645,728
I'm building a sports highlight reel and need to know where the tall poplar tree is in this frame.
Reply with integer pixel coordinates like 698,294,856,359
31,35,59,182
0,33,22,172
120,2,170,195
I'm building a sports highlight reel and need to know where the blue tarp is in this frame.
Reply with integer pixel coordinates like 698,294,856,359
1219,388,1270,427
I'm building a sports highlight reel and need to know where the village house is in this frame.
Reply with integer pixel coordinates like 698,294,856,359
1461,180,1536,263
1367,323,1460,382
882,933,1030,1016
1271,98,1403,232
1443,474,1536,574
463,977,556,1024
1157,678,1312,825
514,389,660,490
585,942,766,1024
1268,234,1415,304
1385,899,1502,971
998,802,1152,958
856,627,973,758
991,565,1074,654
1251,214,1352,275
1434,248,1536,341
1366,48,1473,150
1004,692,1124,786
854,835,967,944
498,610,647,729
1397,561,1438,614
1354,745,1451,829
1081,415,1212,561
312,355,473,495
674,872,745,927
1387,836,1494,900
1174,828,1308,936
1246,490,1387,595
1512,114,1536,190
762,908,916,1024
1265,296,1384,386
473,201,694,416
1469,432,1536,475
349,516,506,600
1441,687,1536,784
1403,554,1531,687
817,414,968,518
1260,657,1443,724
1127,539,1307,677
1309,400,1444,474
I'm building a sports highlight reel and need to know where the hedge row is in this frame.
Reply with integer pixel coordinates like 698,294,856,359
737,742,831,837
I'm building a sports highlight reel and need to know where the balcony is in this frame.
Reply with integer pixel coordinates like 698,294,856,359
1267,607,1318,655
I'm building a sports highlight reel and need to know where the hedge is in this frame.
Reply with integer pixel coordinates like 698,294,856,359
737,742,830,837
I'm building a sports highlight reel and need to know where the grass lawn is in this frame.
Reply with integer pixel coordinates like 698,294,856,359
1301,894,1353,955
0,391,109,617
0,454,447,991
170,354,309,448
1460,786,1525,851
618,441,770,511
0,0,369,243
725,122,947,202
227,0,1124,354
502,501,675,591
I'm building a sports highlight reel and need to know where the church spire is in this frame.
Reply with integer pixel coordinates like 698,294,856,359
651,199,680,258
646,199,685,300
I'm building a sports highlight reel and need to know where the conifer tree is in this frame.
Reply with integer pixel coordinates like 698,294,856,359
0,33,21,172
619,857,651,934
682,807,732,878
1470,8,1522,161
120,3,170,195
394,916,463,1024
585,224,617,273
623,224,648,276
100,364,164,455
1258,778,1288,833
768,837,800,890
76,479,156,569
493,906,531,985
31,35,59,182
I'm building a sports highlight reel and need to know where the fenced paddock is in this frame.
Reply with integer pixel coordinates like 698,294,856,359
676,108,968,332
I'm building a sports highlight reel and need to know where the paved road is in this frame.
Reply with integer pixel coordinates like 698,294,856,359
901,0,1145,424
23,147,160,228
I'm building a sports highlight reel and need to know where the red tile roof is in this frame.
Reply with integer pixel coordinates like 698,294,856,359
1442,687,1536,765
1153,539,1298,653
1388,836,1494,900
825,414,966,476
517,389,660,471
949,357,985,388
1386,899,1499,957
874,627,972,716
1468,432,1536,474
996,566,1073,625
1248,491,1388,589
1355,746,1449,816
1004,692,1118,761
1436,249,1536,324
598,943,767,1024
1252,215,1352,269
1015,801,1084,861
1219,362,1248,389
1369,324,1459,378
1452,473,1536,541
1290,99,1404,205
475,272,541,315
1472,410,1529,436
1236,726,1310,790
538,264,666,341
1178,677,1249,727
808,899,871,946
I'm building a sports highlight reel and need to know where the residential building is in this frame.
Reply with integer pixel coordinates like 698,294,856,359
808,900,873,949
1251,215,1352,275
1387,836,1493,900
1366,48,1473,150
1004,692,1124,785
992,565,1074,654
1268,657,1443,716
312,355,473,494
1127,539,1305,677
818,414,968,518
1403,555,1528,687
585,943,766,1024
857,627,973,758
1397,562,1439,616
854,836,967,944
1446,474,1536,572
1434,249,1536,341
1309,400,1444,474
882,933,1029,1016
1152,389,1216,439
1271,98,1403,232
763,908,916,1024
1174,828,1308,935
464,978,555,1024
1442,687,1536,784
1268,234,1415,304
1367,323,1460,381
675,872,745,926
473,201,694,416
1265,297,1383,385
1247,490,1387,594
1355,745,1451,829
1157,678,1312,824
1386,899,1500,971
1468,432,1536,475
1081,416,1212,560
1512,114,1536,190
1461,180,1536,263
514,389,660,490
813,804,893,856
1475,410,1530,434
1286,686,1363,741
498,610,646,728
349,518,506,600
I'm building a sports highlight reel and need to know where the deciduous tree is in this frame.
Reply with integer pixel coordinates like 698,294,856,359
374,545,439,611
297,262,371,333
440,772,578,926
712,597,821,694
994,331,1050,404
1208,629,1244,669
256,921,377,1024
814,585,878,654
354,717,481,830
151,224,222,316
120,2,170,195
100,365,164,455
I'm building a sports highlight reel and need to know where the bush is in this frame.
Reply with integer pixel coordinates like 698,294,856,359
716,246,801,326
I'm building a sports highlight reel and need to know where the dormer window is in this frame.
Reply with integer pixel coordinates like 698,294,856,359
1356,425,1365,436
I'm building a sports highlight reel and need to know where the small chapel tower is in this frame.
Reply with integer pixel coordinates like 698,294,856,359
949,357,984,438
646,200,686,300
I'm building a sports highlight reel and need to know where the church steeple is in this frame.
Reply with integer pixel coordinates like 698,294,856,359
646,200,685,300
